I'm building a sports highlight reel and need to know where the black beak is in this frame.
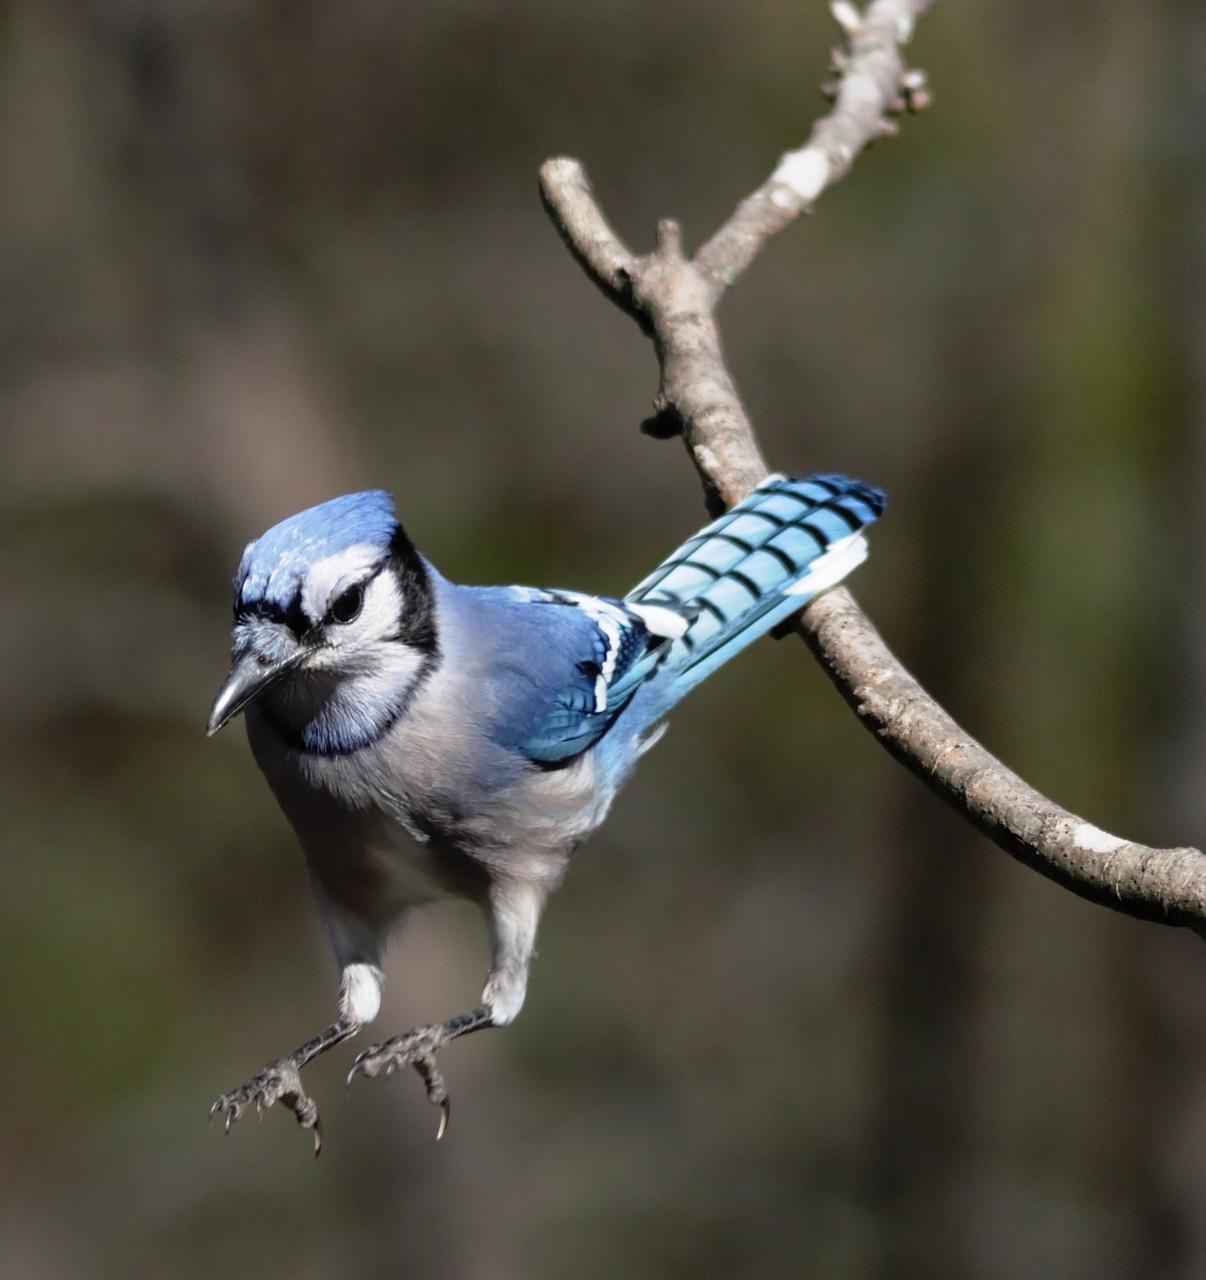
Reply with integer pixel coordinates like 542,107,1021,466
207,650,293,736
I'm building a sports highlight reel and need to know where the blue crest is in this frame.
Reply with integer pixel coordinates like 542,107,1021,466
236,490,398,610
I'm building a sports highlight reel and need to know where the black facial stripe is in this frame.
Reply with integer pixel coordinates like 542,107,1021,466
386,525,439,655
237,592,309,638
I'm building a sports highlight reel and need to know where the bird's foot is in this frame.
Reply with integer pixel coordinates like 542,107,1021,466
347,1024,453,1140
209,1059,323,1155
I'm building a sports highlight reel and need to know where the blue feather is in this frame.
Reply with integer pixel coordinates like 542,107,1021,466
236,491,397,611
627,474,885,703
477,587,665,765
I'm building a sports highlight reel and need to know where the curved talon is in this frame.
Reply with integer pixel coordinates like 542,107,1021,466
347,1049,379,1084
210,1059,318,1149
348,1039,397,1083
347,1024,469,1138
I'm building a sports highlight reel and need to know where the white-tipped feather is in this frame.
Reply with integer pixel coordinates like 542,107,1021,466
782,532,868,597
592,612,622,712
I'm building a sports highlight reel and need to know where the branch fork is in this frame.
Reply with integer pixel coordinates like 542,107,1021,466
539,0,1206,937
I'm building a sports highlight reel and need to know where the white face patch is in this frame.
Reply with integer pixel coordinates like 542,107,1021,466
300,543,388,627
303,570,406,669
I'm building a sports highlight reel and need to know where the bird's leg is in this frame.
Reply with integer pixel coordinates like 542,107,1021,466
348,879,544,1137
210,962,382,1154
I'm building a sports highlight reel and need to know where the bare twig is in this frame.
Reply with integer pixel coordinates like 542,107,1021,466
538,159,637,316
696,0,936,297
539,0,1206,936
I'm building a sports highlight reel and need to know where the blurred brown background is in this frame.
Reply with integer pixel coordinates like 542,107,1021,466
3,2,1206,1277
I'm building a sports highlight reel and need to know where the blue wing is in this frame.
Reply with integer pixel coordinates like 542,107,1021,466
481,587,679,765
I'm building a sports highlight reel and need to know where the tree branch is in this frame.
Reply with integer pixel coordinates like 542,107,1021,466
539,0,1206,937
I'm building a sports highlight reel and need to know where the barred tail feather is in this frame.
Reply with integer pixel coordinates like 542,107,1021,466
626,473,884,703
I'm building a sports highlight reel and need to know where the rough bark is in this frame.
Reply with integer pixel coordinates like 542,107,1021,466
538,0,1206,938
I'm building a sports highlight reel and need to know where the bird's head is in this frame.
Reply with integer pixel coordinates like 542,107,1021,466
208,491,438,753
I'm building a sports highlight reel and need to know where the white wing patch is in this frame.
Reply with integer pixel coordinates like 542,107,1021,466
591,611,623,712
542,592,643,714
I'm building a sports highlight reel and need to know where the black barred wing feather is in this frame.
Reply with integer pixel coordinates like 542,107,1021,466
626,474,885,700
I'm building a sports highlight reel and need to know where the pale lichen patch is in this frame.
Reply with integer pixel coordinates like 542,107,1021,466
1073,823,1127,854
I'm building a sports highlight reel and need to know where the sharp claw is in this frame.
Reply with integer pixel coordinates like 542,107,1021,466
212,1061,318,1149
346,1029,462,1139
313,1120,323,1159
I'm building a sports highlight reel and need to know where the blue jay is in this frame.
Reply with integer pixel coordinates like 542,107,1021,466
207,473,884,1151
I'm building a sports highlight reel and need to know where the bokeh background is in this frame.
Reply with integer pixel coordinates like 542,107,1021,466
4,2,1206,1276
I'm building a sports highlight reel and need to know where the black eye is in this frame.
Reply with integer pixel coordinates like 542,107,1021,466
327,583,364,625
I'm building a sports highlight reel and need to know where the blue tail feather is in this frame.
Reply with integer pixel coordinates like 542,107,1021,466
626,473,884,704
